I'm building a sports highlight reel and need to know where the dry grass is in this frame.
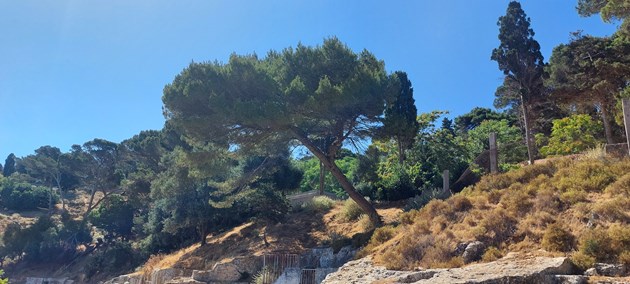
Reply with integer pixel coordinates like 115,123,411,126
364,154,630,270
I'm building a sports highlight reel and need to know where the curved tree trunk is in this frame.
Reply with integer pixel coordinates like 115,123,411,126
291,129,382,227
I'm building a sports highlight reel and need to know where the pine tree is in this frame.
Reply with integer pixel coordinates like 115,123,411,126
381,71,419,164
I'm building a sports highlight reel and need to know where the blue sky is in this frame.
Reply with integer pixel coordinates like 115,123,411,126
0,1,617,160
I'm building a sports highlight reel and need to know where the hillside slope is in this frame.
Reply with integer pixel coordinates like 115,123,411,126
360,152,630,274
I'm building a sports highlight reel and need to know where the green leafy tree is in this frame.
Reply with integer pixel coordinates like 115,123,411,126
460,119,528,170
89,194,135,240
547,34,630,143
0,269,7,284
491,1,546,164
3,154,16,177
162,38,393,226
19,146,73,212
379,71,419,164
537,114,604,156
296,154,358,197
69,139,122,220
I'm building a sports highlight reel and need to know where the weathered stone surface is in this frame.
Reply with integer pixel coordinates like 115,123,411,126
550,275,588,284
25,277,74,284
462,241,485,263
323,253,579,284
585,268,598,276
102,273,144,284
192,262,242,282
594,263,627,277
165,277,205,284
151,268,191,284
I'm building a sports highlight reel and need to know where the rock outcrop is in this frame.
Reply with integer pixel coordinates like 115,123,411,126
323,252,581,284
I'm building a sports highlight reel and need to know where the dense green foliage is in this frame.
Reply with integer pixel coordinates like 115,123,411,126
537,114,604,156
0,175,55,211
162,37,400,225
2,154,16,177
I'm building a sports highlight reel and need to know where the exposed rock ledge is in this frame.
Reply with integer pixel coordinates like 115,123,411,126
322,252,586,284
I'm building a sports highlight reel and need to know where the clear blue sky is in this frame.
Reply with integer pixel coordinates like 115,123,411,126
0,1,617,160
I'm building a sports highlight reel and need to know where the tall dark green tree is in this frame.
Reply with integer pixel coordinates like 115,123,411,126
3,154,16,177
380,71,419,165
163,38,392,226
491,1,546,164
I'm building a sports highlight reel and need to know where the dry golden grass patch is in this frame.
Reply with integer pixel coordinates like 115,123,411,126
365,155,630,271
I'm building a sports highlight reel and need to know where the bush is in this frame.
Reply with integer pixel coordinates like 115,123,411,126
0,270,6,284
571,251,596,271
541,223,574,252
578,228,614,262
302,196,335,213
371,225,397,245
482,246,503,262
605,173,630,195
339,198,365,221
0,178,55,211
539,114,603,157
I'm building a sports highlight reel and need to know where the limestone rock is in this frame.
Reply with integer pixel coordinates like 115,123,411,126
585,268,598,276
151,268,190,284
323,253,579,284
462,241,485,263
25,277,74,284
192,262,242,282
594,263,627,277
165,277,205,284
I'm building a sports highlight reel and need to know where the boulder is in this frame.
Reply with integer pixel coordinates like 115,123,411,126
462,241,485,263
192,262,242,282
323,253,580,284
25,277,74,284
151,268,190,284
594,263,626,277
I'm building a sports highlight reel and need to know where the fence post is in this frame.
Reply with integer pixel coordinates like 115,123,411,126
442,170,449,192
489,132,498,174
623,98,630,157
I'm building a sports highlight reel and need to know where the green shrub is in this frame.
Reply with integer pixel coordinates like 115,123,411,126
539,114,603,157
605,173,630,195
578,228,614,262
371,225,397,245
542,223,574,252
571,251,596,271
340,198,365,221
554,161,616,193
302,196,335,213
0,178,55,211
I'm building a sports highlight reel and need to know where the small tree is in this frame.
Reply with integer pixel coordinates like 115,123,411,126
538,114,604,156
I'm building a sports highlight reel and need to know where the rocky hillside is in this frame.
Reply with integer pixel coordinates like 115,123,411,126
326,152,630,283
